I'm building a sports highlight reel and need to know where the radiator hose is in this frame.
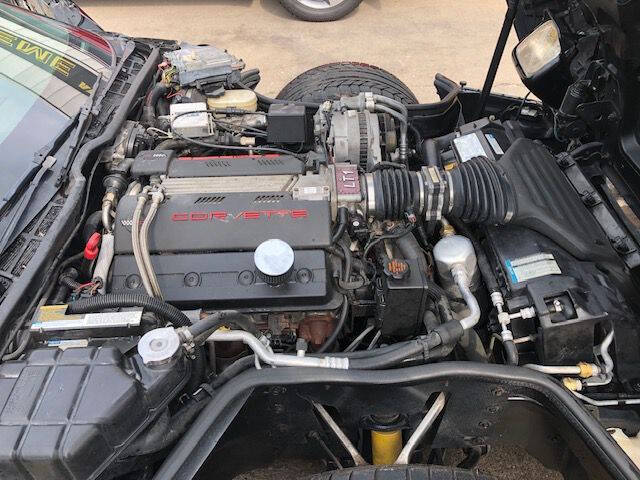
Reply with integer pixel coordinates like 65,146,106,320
66,293,191,327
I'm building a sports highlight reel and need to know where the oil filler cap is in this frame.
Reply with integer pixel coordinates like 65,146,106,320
254,239,295,286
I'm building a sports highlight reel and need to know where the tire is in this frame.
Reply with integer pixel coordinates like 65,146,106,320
307,465,495,480
277,62,418,105
279,0,363,22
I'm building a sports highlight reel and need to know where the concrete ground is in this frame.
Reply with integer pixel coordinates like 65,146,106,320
78,1,546,478
78,0,528,103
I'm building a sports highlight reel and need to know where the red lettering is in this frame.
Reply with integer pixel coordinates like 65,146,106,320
190,212,209,221
212,211,228,220
239,211,261,220
171,209,310,221
264,210,289,218
171,213,189,221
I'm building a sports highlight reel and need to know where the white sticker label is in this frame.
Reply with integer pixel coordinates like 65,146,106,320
453,134,486,162
485,133,504,155
506,253,561,283
47,339,89,350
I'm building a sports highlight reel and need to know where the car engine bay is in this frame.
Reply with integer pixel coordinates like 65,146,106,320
2,7,640,477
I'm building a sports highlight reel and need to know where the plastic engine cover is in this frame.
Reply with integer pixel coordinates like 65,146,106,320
0,347,188,480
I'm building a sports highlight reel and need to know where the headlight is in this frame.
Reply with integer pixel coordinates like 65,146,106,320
514,20,561,78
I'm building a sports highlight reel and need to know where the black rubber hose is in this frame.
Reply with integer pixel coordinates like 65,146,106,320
348,334,442,369
142,82,170,126
214,347,417,387
59,275,83,291
124,397,209,456
1,329,31,361
189,311,259,341
569,141,604,159
66,293,191,327
449,157,515,225
155,139,190,151
316,295,348,353
371,168,420,220
348,341,424,369
332,207,348,244
56,268,81,301
235,80,321,108
503,339,519,366
212,355,256,388
447,217,499,293
338,242,352,284
82,211,103,243
186,347,206,395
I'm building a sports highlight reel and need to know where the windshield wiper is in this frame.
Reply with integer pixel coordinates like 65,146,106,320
0,82,101,255
0,155,58,254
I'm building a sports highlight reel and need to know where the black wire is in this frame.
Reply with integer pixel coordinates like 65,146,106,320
235,80,321,109
363,225,415,260
171,130,306,159
169,110,306,160
316,295,349,353
514,91,532,121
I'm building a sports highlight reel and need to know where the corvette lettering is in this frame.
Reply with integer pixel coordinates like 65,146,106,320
171,209,309,222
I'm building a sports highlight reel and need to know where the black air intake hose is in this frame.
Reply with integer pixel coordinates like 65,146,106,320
369,168,422,220
67,293,191,327
365,156,516,225
448,156,514,224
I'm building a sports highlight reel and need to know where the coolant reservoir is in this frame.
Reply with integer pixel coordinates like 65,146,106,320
207,89,258,112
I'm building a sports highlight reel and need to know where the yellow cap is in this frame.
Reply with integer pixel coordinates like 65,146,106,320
562,377,582,391
578,362,595,378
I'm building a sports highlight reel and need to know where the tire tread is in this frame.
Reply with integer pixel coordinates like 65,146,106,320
277,62,418,105
307,465,493,480
279,0,363,22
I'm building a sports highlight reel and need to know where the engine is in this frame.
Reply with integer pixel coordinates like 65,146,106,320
6,41,640,480
30,44,629,360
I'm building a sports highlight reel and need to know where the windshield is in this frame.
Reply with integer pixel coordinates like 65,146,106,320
0,3,113,195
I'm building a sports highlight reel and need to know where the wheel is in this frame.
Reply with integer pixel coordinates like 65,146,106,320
307,465,495,480
277,62,418,105
279,0,363,22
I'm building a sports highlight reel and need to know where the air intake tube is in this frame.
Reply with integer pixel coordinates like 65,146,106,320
364,157,516,224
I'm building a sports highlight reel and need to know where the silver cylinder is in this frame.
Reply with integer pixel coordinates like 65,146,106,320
432,235,479,290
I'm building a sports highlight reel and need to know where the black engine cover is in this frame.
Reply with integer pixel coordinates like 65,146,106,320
114,193,331,254
110,250,341,311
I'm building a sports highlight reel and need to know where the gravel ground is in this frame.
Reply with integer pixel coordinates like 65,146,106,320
77,0,527,103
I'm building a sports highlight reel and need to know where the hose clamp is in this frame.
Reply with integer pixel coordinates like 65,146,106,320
365,173,376,216
445,170,454,214
417,171,425,216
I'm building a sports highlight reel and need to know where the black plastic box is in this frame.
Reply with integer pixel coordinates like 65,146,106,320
0,347,188,480
130,149,175,177
267,104,307,144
